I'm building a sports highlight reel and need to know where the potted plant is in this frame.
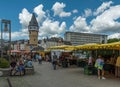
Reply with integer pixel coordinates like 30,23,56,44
0,58,10,76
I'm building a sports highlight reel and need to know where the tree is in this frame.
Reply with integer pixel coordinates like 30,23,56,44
107,38,120,43
3,45,9,54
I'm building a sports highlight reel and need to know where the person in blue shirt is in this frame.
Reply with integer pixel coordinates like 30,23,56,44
95,55,105,79
24,56,33,68
26,59,33,67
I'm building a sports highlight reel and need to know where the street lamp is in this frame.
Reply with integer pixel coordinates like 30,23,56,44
1,19,11,62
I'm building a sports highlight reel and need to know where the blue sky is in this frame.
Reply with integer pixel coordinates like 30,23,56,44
0,0,120,40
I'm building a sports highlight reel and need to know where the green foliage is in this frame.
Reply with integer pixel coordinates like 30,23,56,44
0,58,10,68
107,38,120,43
3,45,9,53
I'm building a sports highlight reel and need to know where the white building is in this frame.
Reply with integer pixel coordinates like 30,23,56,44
40,37,71,50
11,40,28,51
64,32,107,45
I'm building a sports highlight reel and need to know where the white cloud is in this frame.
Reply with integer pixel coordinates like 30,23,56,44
52,2,71,17
108,33,120,39
72,9,78,13
94,1,113,16
2,31,28,40
12,32,28,39
69,3,120,39
39,18,66,37
19,8,32,28
34,4,46,23
19,4,46,32
17,3,67,40
16,1,120,40
59,12,71,17
91,5,120,33
18,8,32,40
70,16,90,32
73,16,77,20
83,8,92,17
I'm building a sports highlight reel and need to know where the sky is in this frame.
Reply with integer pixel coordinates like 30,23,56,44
0,0,120,41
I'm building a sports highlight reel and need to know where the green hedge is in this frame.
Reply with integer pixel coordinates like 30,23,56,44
0,58,10,68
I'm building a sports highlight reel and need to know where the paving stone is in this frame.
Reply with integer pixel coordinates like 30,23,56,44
0,77,9,87
0,62,120,87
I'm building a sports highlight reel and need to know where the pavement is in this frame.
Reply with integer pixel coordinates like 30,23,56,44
0,61,120,87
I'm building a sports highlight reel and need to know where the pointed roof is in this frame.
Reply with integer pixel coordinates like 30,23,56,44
32,46,44,51
29,13,38,27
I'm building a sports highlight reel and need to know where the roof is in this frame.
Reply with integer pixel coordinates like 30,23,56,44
32,46,44,51
65,31,108,36
29,13,39,27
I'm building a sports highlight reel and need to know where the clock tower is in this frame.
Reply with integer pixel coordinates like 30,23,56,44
28,13,39,48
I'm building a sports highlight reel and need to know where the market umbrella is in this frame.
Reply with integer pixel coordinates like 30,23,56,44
9,50,21,53
76,44,100,50
64,46,76,51
96,42,120,50
48,45,70,50
32,46,44,51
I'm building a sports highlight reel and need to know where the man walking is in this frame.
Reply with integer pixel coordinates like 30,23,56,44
38,54,42,64
52,52,57,70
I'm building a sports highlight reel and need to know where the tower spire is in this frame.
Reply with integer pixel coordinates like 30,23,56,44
29,13,38,26
28,13,39,31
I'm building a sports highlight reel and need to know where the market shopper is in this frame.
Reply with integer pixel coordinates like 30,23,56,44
45,55,49,62
107,55,116,74
115,56,120,77
14,59,25,76
38,54,42,64
95,55,105,79
88,56,94,65
10,59,17,75
24,56,33,68
52,53,58,70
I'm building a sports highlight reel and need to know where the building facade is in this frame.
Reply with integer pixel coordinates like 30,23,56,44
11,40,27,51
64,32,107,45
40,37,71,50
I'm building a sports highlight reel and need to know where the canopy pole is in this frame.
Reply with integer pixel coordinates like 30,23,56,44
96,49,97,58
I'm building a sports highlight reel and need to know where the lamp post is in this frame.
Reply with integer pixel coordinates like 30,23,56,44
1,19,11,62
30,45,33,59
1,20,3,58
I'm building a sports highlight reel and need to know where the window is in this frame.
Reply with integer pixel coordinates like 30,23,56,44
34,26,37,29
29,26,32,29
